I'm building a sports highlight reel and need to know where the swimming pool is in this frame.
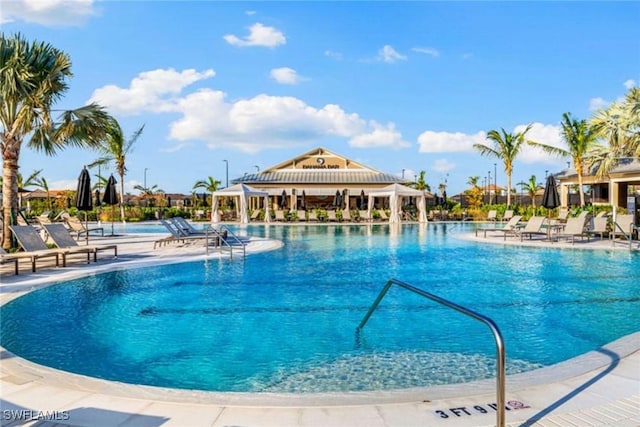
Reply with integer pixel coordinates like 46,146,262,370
1,223,638,393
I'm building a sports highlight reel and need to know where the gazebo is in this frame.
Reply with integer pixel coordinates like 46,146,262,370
366,183,428,223
211,184,270,224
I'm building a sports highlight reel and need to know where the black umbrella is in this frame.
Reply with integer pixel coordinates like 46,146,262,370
359,190,366,210
542,174,561,240
103,175,118,236
300,190,306,210
441,190,447,207
333,190,341,208
75,167,93,245
94,189,101,208
342,189,348,210
280,190,288,208
166,196,172,208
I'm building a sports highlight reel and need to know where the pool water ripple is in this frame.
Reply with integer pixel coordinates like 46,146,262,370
1,223,638,393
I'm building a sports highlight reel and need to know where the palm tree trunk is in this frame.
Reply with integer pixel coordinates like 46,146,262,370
576,161,586,207
2,147,20,249
119,172,126,223
506,173,512,206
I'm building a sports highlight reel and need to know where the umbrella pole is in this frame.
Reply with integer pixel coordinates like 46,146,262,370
111,205,115,236
85,211,89,246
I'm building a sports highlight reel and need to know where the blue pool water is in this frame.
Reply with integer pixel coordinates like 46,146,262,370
1,223,638,393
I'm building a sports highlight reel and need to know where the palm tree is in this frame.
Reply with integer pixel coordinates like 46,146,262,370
474,125,534,207
465,175,483,208
33,174,52,211
133,183,164,208
589,86,640,178
413,170,431,192
1,33,111,248
517,175,543,209
193,176,222,207
90,119,144,222
529,113,598,206
17,169,42,209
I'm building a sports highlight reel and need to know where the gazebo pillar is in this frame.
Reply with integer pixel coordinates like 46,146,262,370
560,183,569,208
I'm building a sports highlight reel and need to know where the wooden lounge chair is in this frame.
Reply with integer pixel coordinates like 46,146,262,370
308,211,318,222
64,214,104,240
476,215,522,240
342,209,351,222
327,210,338,222
555,217,590,244
515,216,548,241
43,224,117,262
8,225,64,271
1,247,24,275
296,210,307,221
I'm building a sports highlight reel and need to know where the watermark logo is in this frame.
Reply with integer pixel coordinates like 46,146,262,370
2,410,70,421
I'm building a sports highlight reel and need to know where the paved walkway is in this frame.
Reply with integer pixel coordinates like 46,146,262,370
0,228,638,426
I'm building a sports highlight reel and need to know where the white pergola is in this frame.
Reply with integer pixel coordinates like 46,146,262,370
211,184,270,224
367,183,428,223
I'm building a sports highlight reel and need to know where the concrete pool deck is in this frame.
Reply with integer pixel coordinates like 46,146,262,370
0,226,638,426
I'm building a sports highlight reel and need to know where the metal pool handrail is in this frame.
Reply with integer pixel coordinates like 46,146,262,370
357,278,506,427
205,226,246,259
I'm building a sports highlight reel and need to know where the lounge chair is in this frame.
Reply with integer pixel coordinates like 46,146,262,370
342,209,352,222
327,210,338,222
486,210,498,222
8,225,65,271
296,210,307,221
610,214,635,242
358,210,372,222
515,216,548,241
274,210,287,222
475,215,522,240
43,223,117,262
586,216,609,240
308,211,318,222
555,217,589,244
556,209,569,224
1,247,24,275
501,210,514,222
378,210,389,221
171,217,207,236
155,219,209,249
250,209,262,221
64,214,104,240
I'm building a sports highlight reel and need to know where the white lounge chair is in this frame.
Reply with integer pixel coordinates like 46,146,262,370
476,215,522,240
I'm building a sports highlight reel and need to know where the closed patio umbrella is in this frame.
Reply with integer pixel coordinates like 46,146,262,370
75,167,93,245
542,174,560,240
102,174,119,236
300,190,306,210
280,190,288,209
359,190,366,210
342,189,348,210
334,190,341,208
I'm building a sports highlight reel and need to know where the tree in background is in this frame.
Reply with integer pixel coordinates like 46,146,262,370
1,33,111,248
517,175,543,210
474,125,535,207
90,119,145,222
193,176,222,208
529,112,598,206
465,175,483,209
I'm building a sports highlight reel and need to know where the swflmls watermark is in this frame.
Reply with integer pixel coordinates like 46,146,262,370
2,409,70,421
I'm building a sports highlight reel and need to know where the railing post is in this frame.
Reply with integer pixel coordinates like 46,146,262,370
358,279,506,427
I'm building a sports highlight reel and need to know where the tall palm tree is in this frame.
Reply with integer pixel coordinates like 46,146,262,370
17,169,42,209
413,170,431,192
589,86,640,178
529,113,598,206
1,33,111,248
90,119,144,222
517,175,543,209
474,125,534,207
193,176,222,207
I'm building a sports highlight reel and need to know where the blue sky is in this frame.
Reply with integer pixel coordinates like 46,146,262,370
2,1,639,196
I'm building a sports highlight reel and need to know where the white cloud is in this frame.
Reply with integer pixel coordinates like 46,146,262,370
223,23,286,48
417,130,486,153
623,79,636,89
88,68,215,115
270,67,305,85
516,122,566,165
411,47,440,57
245,10,256,16
589,97,610,111
377,45,407,63
461,53,474,60
349,122,410,149
50,179,77,191
324,50,343,60
0,0,98,26
432,159,456,174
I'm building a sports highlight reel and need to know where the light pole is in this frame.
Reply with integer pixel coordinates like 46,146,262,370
144,168,148,190
223,160,228,188
402,169,405,179
488,170,492,205
254,165,260,173
494,163,497,204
